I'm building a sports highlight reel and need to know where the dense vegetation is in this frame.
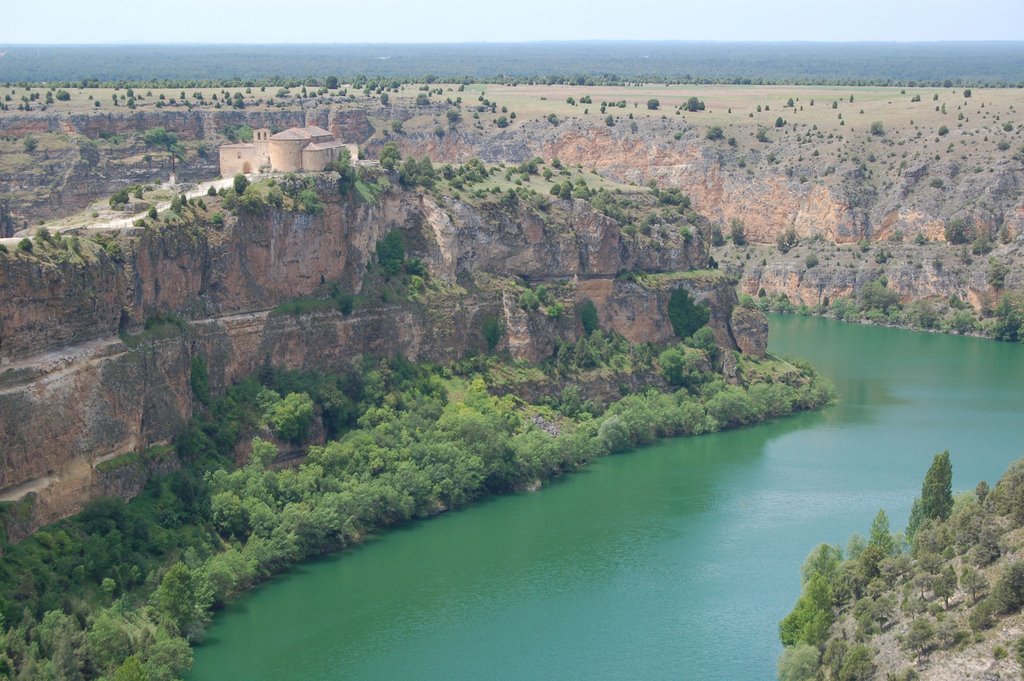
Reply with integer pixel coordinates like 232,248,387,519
0,328,832,680
778,452,1024,681
752,285,1024,344
1,42,1022,86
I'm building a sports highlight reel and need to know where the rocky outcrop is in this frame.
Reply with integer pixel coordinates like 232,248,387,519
730,306,769,357
0,178,750,536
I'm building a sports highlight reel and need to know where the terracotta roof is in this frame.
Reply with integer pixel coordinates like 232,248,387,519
303,140,345,152
270,125,335,141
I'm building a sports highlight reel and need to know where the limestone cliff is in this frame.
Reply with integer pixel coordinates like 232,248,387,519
0,175,752,538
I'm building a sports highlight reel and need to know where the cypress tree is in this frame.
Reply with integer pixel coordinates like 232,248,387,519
907,451,954,537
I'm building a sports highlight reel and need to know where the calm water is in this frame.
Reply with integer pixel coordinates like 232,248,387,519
190,316,1024,681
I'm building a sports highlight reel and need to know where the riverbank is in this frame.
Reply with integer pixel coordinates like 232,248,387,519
188,315,1024,681
0,337,833,680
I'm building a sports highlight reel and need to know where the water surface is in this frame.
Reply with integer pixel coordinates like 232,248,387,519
191,316,1024,680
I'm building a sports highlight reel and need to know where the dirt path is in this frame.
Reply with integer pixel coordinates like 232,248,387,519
0,176,237,249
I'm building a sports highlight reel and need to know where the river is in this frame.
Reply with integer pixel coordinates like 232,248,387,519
189,315,1024,681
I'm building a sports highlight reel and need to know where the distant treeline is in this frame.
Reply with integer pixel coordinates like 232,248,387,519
1,42,1023,87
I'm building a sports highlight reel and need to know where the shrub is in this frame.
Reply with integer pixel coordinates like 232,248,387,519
944,219,970,245
579,299,599,335
730,219,747,246
646,99,660,110
938,125,949,136
190,356,210,406
777,227,799,253
870,121,885,136
375,230,405,275
805,254,819,269
480,314,503,351
667,288,711,338
265,392,315,443
705,126,724,141
17,237,33,252
233,173,249,195
994,562,1024,613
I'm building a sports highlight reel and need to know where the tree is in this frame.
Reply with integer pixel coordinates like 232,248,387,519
266,392,315,443
870,121,885,136
151,562,206,635
480,314,503,352
903,617,936,661
961,565,987,603
730,218,747,245
777,227,799,253
667,288,710,339
868,509,896,556
921,451,954,522
944,219,970,244
379,141,401,170
325,76,339,89
993,561,1024,613
579,299,599,335
112,656,147,681
777,644,819,681
705,126,724,141
143,127,185,176
933,565,958,609
684,96,705,112
646,98,660,110
779,573,834,647
233,173,249,195
838,644,875,681
605,114,615,126
375,230,405,274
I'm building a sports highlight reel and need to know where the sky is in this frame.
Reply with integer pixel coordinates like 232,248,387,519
2,0,1023,44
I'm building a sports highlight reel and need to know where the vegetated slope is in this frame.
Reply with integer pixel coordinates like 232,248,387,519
0,159,766,537
778,453,1024,681
3,80,1022,337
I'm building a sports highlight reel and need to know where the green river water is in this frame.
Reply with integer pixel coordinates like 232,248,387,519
190,315,1024,681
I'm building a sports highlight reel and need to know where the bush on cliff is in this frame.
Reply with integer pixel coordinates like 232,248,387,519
667,288,711,338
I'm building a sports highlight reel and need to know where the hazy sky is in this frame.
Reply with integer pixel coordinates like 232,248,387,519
3,0,1023,43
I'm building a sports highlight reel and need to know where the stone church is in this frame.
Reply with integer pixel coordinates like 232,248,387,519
218,126,356,176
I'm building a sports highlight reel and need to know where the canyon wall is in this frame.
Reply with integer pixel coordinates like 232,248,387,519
0,177,751,538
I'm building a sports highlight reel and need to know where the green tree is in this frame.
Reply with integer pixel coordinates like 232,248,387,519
190,355,210,406
869,121,885,136
112,656,147,681
730,218,747,245
933,565,958,609
777,227,799,253
579,299,599,335
646,98,660,110
233,173,249,195
143,127,185,176
266,392,315,443
375,230,405,274
481,314,503,352
777,643,819,681
993,562,1024,613
920,451,954,522
379,141,401,170
150,562,206,636
868,509,896,556
667,288,711,338
837,644,875,681
903,617,936,661
779,573,834,647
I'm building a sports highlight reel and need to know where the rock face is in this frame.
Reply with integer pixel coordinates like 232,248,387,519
391,117,1024,246
0,108,374,225
0,177,750,537
730,306,769,357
